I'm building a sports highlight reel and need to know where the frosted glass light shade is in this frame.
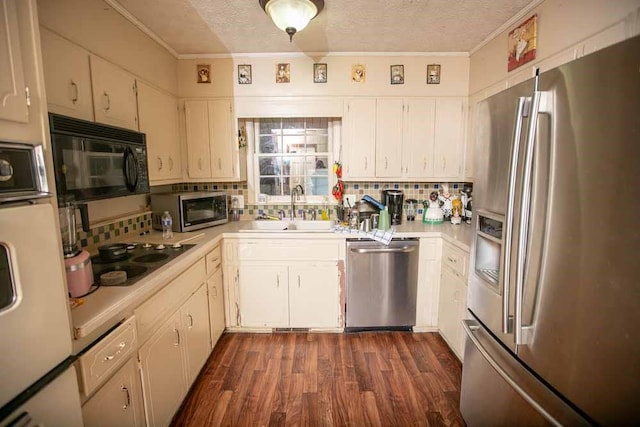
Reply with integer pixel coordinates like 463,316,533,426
264,0,319,35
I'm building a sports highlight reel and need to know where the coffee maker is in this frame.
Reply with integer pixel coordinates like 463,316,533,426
382,189,404,225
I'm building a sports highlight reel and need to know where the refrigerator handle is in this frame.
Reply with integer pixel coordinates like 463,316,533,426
515,89,542,345
502,96,530,334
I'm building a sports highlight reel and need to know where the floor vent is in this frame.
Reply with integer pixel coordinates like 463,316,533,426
272,327,310,333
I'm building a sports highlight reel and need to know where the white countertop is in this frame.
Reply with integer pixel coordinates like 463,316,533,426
70,219,473,353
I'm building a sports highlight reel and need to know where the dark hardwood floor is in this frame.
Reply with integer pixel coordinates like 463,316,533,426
172,332,465,426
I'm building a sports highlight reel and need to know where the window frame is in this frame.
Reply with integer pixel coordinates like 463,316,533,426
245,118,340,205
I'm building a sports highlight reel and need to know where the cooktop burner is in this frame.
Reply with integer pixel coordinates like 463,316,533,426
91,242,195,287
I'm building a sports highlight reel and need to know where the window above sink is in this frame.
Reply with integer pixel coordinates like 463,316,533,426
243,117,340,205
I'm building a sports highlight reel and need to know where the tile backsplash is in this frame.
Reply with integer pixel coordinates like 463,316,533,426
172,181,470,220
75,180,470,250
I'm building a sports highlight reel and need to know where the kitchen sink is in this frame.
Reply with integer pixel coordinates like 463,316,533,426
239,220,334,232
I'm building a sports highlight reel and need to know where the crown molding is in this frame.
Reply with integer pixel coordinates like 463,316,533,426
178,51,469,59
104,0,179,58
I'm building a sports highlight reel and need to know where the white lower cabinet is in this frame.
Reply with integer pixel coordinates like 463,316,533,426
138,311,186,427
238,263,340,329
238,264,289,328
415,238,442,329
207,268,226,346
82,358,145,427
138,282,210,427
288,264,340,328
437,242,469,360
231,239,342,329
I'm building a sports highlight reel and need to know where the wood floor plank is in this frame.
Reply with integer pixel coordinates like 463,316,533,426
172,332,464,426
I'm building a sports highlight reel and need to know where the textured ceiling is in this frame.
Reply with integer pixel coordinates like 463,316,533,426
113,0,536,55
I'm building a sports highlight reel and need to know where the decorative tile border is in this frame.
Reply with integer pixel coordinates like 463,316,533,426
76,212,152,252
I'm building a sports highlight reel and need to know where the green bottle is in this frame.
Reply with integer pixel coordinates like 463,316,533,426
378,206,390,230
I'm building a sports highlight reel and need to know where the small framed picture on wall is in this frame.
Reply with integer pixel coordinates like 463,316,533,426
427,64,441,84
276,63,290,83
313,63,327,83
197,64,211,84
390,65,404,84
238,64,252,84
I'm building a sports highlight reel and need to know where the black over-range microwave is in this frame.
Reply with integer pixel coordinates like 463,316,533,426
49,113,149,202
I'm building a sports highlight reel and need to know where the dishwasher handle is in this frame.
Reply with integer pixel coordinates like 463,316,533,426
350,245,417,254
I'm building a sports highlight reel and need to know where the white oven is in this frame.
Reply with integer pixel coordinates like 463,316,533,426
0,142,82,424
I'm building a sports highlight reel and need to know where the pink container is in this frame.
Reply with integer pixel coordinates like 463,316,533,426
64,250,94,297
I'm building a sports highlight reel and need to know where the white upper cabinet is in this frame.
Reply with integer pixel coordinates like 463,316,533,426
137,81,182,183
184,98,243,181
433,98,465,179
342,98,376,179
184,100,212,179
90,55,138,131
40,27,93,122
375,99,403,178
342,97,465,181
0,0,47,143
208,99,235,179
402,98,436,178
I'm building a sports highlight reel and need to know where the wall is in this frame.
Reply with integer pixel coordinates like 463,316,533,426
469,0,640,96
178,55,469,98
37,0,177,94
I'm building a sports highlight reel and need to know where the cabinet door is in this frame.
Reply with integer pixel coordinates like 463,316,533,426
342,98,376,179
433,99,464,179
438,268,465,359
403,99,436,178
0,0,28,125
289,264,340,328
207,268,225,346
82,358,144,427
40,27,93,121
208,99,235,179
184,100,212,178
238,265,288,328
90,55,138,130
375,99,403,178
0,0,46,143
181,284,211,384
138,312,186,427
137,82,181,182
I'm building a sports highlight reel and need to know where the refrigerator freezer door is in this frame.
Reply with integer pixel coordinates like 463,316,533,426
0,365,83,427
460,319,589,427
468,77,534,352
0,203,73,408
515,35,640,424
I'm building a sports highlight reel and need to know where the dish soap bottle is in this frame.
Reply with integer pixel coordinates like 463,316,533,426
321,197,330,220
378,206,390,230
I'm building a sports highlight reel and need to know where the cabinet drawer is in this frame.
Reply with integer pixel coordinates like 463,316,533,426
78,317,137,397
238,240,340,261
135,258,205,341
442,243,468,280
206,245,222,275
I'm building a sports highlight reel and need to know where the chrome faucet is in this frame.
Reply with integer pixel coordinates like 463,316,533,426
290,184,304,219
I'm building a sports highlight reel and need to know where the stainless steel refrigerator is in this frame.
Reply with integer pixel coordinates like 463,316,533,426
461,34,640,426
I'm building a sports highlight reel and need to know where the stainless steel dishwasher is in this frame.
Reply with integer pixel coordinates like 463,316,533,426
346,238,419,331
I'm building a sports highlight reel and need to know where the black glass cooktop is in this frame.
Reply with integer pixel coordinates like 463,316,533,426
91,242,195,287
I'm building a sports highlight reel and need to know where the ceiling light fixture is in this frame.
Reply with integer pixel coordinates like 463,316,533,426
259,0,324,42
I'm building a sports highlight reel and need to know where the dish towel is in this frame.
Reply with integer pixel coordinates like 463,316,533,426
332,225,395,245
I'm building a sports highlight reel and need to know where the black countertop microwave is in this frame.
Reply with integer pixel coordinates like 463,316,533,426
49,113,149,202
